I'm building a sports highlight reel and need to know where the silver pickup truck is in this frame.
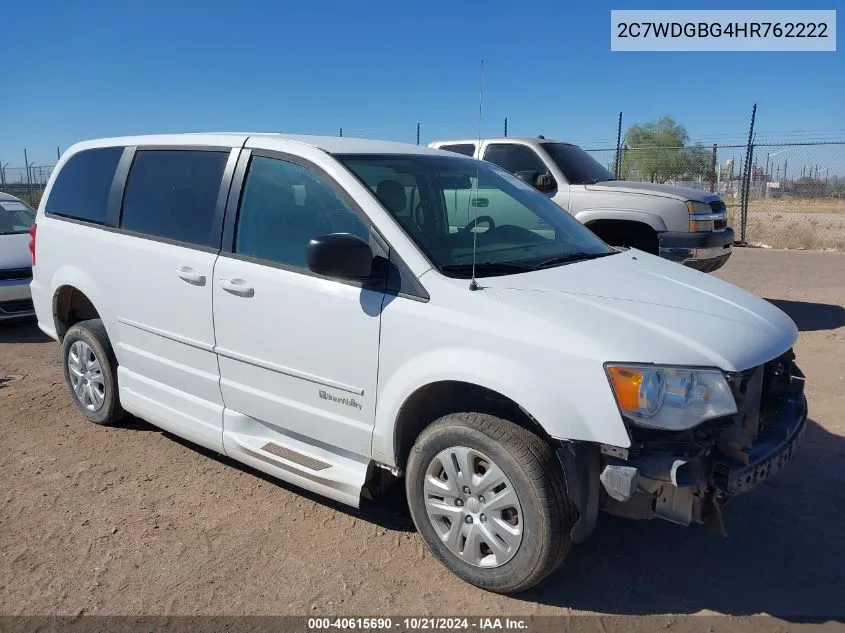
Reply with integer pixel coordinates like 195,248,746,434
429,136,734,272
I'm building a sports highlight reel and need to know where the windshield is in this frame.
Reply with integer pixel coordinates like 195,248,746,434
541,143,615,185
337,154,613,278
0,198,36,234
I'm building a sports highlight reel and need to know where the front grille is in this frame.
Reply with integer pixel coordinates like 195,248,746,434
0,299,34,314
709,200,728,231
0,267,32,281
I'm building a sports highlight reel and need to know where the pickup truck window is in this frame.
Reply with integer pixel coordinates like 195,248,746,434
439,144,476,157
339,154,611,278
483,144,548,176
541,143,615,185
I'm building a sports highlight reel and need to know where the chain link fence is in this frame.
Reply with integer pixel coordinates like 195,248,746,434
2,139,844,251
585,141,845,250
0,165,54,209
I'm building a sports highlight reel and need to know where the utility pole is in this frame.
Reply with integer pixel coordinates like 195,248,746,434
339,127,343,137
739,103,756,244
416,122,420,145
614,112,623,178
709,144,717,192
24,149,31,194
504,117,508,137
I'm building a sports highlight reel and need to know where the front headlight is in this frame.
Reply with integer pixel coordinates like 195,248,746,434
686,200,716,232
605,364,737,431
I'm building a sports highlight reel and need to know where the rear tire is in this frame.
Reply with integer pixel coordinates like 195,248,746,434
405,412,574,593
61,319,124,425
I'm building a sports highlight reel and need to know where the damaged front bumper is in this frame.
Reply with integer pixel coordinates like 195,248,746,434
565,350,807,537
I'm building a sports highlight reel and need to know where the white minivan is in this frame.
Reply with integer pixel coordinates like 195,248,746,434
30,133,806,593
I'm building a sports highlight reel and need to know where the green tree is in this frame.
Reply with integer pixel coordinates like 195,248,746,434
621,116,710,183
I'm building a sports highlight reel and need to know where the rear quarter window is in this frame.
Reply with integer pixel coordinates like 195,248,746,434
45,147,123,223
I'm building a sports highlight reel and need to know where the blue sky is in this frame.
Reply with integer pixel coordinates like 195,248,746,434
1,0,842,166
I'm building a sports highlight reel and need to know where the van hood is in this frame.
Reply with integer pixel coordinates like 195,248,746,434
480,250,796,372
585,180,721,203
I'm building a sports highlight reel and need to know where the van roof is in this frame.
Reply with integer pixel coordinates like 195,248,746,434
66,133,450,156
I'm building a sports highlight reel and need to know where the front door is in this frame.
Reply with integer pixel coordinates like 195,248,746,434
213,151,384,458
482,142,569,212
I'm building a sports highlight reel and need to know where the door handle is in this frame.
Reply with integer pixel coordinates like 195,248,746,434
176,267,206,285
220,278,254,297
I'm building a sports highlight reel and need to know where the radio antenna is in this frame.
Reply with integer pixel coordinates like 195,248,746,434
469,58,484,291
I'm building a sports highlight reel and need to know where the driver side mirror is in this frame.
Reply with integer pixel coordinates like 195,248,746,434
307,233,374,280
514,170,556,191
534,172,556,191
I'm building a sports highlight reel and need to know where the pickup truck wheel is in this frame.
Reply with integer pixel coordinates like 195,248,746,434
628,225,659,254
590,221,658,255
405,412,574,593
61,319,124,425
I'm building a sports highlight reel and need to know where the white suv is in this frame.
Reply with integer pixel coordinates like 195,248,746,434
30,133,807,593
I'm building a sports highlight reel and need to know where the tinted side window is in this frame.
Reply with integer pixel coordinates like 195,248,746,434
45,147,123,223
439,144,476,157
483,144,547,175
235,156,368,268
120,150,228,247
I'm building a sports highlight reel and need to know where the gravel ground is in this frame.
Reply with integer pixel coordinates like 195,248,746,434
1,248,844,621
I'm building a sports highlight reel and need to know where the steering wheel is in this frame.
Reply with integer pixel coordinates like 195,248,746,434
461,215,496,233
412,202,428,231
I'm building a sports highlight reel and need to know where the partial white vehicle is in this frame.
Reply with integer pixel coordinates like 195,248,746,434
429,137,734,272
30,134,806,593
0,192,36,320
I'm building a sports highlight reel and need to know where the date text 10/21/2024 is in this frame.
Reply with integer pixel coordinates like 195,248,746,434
307,618,530,630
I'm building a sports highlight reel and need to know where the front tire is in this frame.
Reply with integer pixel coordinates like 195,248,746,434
405,412,574,593
61,319,124,425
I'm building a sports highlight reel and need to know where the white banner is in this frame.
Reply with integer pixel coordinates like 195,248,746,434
611,10,836,51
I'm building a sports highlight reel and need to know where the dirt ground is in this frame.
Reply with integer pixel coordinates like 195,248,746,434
1,248,844,621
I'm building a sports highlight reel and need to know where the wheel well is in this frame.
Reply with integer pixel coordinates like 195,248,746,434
394,381,551,470
587,219,658,254
53,286,101,340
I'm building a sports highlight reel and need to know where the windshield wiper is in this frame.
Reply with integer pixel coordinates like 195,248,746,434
440,261,534,277
530,251,618,270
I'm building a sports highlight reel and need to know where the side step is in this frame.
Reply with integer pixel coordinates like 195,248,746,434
261,442,331,471
222,410,370,508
